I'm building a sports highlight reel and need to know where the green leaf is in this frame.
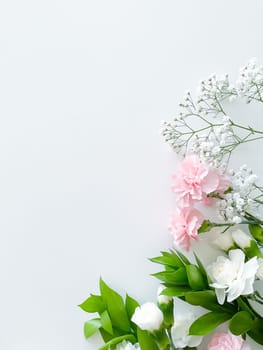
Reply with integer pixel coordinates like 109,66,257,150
152,268,188,285
84,318,101,338
100,278,130,332
229,311,254,335
189,312,231,335
170,267,188,284
161,286,192,297
185,291,233,313
186,265,207,290
194,254,207,279
224,187,233,194
99,334,137,350
248,318,263,345
244,240,263,258
79,294,106,313
150,251,184,268
137,328,159,350
101,310,113,335
125,294,139,320
174,249,191,265
237,297,255,317
198,220,214,233
249,224,263,243
99,328,114,342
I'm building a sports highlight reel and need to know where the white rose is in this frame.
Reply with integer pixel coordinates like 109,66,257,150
213,231,235,251
131,302,164,331
256,258,263,280
116,341,140,350
157,285,172,305
171,313,203,348
232,229,251,249
208,249,258,304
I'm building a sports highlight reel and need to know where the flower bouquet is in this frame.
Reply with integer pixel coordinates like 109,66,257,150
79,59,263,350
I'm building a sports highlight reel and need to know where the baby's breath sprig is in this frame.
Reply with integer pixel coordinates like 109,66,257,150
162,59,263,169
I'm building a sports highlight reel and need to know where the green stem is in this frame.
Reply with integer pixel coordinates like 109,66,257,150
245,213,263,225
231,122,263,135
166,328,175,350
153,329,170,350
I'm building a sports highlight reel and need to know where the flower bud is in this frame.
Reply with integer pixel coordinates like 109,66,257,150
131,302,164,332
213,231,235,251
157,285,174,327
232,229,251,249
157,285,172,305
232,229,263,259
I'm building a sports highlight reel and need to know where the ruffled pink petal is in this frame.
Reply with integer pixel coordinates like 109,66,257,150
201,170,220,194
169,206,203,251
208,332,247,350
172,155,229,206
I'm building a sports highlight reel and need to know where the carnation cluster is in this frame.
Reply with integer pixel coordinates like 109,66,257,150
80,60,263,350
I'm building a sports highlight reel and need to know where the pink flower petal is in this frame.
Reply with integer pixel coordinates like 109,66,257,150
172,155,228,206
207,332,250,350
169,206,203,251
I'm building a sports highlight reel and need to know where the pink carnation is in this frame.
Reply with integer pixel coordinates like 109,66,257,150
169,206,203,251
172,155,228,206
208,332,250,350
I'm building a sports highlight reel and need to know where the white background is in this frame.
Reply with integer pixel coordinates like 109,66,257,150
1,1,263,349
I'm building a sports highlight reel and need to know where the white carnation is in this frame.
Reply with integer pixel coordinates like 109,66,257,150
131,302,163,331
208,249,258,304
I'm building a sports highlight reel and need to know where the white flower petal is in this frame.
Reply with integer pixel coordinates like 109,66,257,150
209,249,258,304
188,335,203,347
242,276,255,295
243,257,259,279
215,288,226,305
171,312,203,348
227,281,245,302
229,249,245,267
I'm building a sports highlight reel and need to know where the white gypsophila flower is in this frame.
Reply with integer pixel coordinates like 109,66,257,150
190,117,234,168
157,285,172,305
232,229,252,249
131,302,163,331
256,258,263,280
116,341,140,350
196,74,232,104
161,75,236,163
236,58,263,103
213,231,235,251
217,165,258,223
171,313,203,348
232,216,243,224
162,60,263,169
208,249,258,304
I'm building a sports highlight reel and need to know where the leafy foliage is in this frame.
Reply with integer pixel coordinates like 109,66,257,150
150,250,209,297
79,279,163,349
